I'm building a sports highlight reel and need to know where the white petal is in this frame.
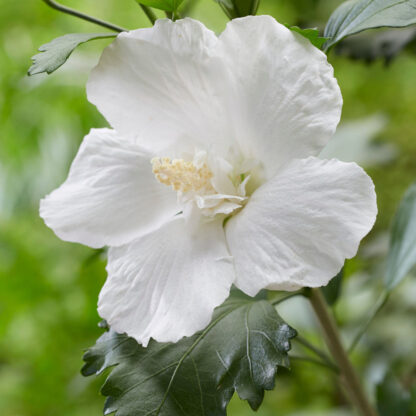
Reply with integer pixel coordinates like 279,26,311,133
218,16,343,178
87,19,233,155
226,157,377,295
40,128,178,248
88,17,341,169
98,216,235,345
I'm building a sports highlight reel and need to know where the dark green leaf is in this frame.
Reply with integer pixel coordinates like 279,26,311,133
376,373,411,416
288,26,328,49
385,182,416,289
322,269,343,306
324,0,416,49
139,0,184,12
214,0,260,19
82,292,296,416
410,385,416,415
28,33,117,76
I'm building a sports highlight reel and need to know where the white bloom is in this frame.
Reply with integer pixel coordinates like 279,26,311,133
40,16,377,346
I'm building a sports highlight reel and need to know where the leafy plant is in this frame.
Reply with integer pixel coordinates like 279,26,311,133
82,291,296,416
22,1,416,416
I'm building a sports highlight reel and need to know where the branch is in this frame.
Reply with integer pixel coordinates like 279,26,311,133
42,0,127,32
309,289,378,416
348,291,389,353
290,355,339,372
294,335,337,371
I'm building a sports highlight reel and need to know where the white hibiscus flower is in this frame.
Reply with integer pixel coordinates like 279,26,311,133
40,16,377,346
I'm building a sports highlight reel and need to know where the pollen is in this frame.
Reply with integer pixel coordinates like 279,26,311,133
151,157,215,193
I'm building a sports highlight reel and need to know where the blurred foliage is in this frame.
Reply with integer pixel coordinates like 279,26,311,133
334,27,416,65
0,1,415,415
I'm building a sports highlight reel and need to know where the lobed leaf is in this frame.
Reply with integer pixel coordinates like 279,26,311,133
82,291,296,416
28,33,117,76
324,0,416,49
385,182,416,289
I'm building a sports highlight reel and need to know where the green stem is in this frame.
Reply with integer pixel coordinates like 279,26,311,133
294,335,337,370
163,10,181,21
42,0,127,32
290,355,338,372
309,289,378,416
348,291,389,354
135,2,157,25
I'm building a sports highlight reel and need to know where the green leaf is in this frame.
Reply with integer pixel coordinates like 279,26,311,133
376,373,412,416
214,0,260,19
322,269,343,306
139,0,184,12
324,0,416,49
288,26,328,49
385,182,416,289
82,291,296,416
28,33,117,76
410,385,416,415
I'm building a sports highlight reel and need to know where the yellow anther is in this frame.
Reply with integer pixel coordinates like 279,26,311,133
151,157,215,193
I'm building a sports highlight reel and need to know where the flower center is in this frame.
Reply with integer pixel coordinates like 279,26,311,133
151,157,215,194
151,152,258,219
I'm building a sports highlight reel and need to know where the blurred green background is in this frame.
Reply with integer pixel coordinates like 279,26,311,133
1,1,415,415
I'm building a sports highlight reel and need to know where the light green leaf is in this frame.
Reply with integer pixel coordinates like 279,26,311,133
385,182,416,289
324,0,416,49
82,291,296,416
214,0,260,19
288,26,328,49
139,0,184,12
28,33,117,76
